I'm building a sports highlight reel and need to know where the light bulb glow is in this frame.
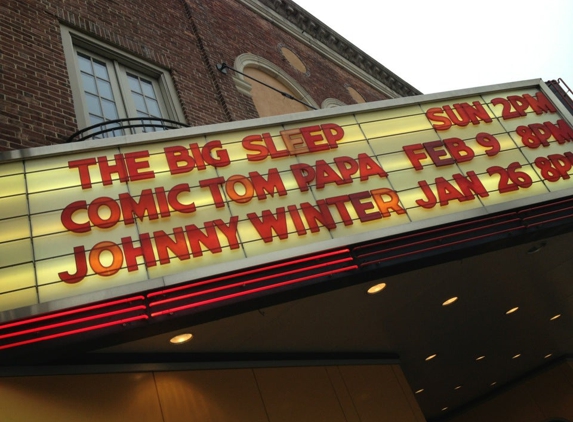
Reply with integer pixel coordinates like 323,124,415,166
170,333,193,344
367,283,386,294
442,297,458,306
506,307,519,315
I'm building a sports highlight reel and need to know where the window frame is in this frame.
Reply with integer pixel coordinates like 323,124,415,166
60,25,185,134
121,67,170,124
232,53,319,110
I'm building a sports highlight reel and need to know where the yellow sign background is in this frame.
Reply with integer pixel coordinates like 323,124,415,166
1,82,572,315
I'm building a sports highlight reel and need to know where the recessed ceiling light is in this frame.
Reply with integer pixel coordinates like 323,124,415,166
442,297,458,306
367,283,386,294
476,355,485,361
169,333,193,344
527,242,546,254
512,353,521,359
550,314,561,321
425,353,437,361
454,385,462,390
544,353,552,359
506,307,519,315
415,388,424,394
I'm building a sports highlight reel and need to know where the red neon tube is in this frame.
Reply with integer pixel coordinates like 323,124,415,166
149,257,354,307
0,306,147,341
0,295,145,331
147,248,350,298
151,265,357,317
0,315,148,350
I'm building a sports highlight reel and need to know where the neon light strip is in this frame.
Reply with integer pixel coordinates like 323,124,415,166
0,295,145,331
356,218,523,260
521,206,573,223
517,197,573,214
149,257,355,307
150,265,357,317
523,213,573,227
352,213,518,252
0,306,147,340
0,315,148,350
360,227,519,266
147,249,350,298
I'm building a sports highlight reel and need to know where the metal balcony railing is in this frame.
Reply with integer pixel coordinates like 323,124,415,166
66,117,190,143
546,78,573,116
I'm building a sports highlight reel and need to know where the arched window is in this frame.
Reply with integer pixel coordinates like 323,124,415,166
232,53,318,117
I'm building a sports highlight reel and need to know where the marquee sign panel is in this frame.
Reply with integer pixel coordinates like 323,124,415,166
1,80,572,320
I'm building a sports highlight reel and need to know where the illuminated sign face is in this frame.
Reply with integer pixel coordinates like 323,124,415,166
1,81,573,316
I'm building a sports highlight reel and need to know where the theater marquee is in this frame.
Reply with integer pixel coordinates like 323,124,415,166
1,80,573,316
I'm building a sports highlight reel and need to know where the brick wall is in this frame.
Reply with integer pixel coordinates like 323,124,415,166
0,0,392,151
189,0,391,121
0,0,77,150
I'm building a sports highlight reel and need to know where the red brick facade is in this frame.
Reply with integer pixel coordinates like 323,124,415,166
0,0,415,150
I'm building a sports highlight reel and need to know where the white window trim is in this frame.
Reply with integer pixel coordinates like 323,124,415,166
60,25,185,131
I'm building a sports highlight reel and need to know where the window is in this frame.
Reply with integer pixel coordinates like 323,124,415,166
231,53,319,117
61,26,185,140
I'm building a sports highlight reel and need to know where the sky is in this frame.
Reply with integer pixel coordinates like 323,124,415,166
293,0,573,95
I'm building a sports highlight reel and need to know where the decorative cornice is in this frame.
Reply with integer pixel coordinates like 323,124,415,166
253,0,422,97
